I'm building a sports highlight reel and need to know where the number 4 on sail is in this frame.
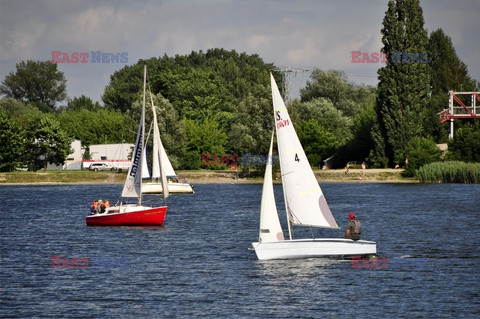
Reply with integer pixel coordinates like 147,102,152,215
251,73,377,260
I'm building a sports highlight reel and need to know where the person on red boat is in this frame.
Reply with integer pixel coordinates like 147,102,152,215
90,201,98,215
344,213,362,241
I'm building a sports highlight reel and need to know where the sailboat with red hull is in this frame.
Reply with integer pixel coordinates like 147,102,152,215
86,65,168,226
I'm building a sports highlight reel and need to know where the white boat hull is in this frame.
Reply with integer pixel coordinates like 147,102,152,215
141,182,194,194
251,238,377,260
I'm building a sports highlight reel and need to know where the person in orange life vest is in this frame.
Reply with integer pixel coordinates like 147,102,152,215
90,201,98,215
344,213,362,241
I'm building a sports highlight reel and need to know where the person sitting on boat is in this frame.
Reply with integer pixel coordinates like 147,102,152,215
344,213,361,241
90,201,98,215
99,200,107,214
96,200,104,214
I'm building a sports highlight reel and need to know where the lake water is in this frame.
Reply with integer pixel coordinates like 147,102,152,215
0,183,479,318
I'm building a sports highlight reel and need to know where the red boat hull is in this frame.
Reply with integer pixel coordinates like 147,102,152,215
86,206,167,226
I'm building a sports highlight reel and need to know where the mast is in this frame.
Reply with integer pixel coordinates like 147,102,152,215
281,158,293,240
139,64,147,205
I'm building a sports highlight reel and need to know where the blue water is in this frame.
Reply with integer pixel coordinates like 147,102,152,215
1,183,479,318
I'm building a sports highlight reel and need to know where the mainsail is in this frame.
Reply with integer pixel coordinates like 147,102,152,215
149,93,170,200
147,92,177,179
271,73,338,229
121,104,144,199
258,132,285,242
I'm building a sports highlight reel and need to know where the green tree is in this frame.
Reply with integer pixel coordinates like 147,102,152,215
128,92,186,169
64,95,101,111
403,137,441,177
429,29,477,96
332,104,376,168
57,108,129,147
372,0,431,167
102,63,144,113
228,93,272,156
289,98,352,146
446,122,480,162
0,111,25,171
24,115,73,171
300,69,376,118
183,118,227,169
425,29,478,142
296,119,338,167
0,60,67,111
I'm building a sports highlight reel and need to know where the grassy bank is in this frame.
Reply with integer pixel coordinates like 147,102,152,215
0,170,126,184
416,161,480,183
0,168,410,185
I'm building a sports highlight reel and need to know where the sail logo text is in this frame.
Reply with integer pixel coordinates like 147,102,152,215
276,119,290,128
51,51,128,63
51,256,129,269
351,256,429,269
130,131,143,177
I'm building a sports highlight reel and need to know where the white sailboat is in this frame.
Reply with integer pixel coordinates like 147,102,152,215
251,73,376,260
86,65,168,226
141,91,194,194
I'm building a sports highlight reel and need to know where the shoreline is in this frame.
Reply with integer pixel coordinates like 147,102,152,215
0,168,416,185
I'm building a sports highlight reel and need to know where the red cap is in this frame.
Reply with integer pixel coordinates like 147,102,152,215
348,213,355,219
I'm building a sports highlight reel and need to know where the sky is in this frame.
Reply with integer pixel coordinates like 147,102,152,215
1,0,479,105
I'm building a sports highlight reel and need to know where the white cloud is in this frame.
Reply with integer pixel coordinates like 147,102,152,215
1,0,478,103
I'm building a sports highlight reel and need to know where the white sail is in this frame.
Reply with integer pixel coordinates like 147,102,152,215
150,136,176,178
271,73,338,229
121,107,144,199
159,139,177,177
258,132,285,242
142,147,150,179
149,93,170,199
148,94,177,179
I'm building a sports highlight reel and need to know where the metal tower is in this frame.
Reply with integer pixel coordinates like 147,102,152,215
271,67,309,103
439,91,480,139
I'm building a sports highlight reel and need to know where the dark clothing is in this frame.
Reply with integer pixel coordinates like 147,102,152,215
346,220,361,240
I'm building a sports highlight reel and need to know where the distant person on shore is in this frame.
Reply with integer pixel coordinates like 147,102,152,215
344,213,361,241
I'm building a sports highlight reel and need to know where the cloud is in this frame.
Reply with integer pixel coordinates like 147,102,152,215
1,0,478,104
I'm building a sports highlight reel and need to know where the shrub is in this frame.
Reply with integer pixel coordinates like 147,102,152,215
403,137,442,177
416,161,480,183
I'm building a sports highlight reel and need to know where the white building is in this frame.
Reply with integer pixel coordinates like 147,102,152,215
48,140,134,170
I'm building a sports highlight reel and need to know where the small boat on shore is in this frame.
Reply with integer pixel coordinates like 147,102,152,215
86,65,168,226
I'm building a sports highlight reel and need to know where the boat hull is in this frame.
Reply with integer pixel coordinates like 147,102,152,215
251,238,377,260
86,205,167,226
142,182,194,194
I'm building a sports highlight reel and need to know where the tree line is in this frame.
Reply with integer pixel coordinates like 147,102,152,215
1,0,478,175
